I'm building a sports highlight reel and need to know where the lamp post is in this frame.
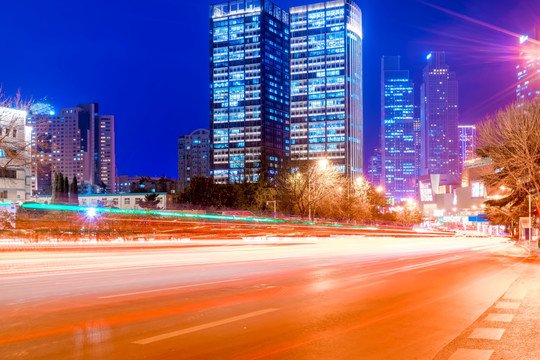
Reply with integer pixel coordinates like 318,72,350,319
266,200,276,219
307,159,329,222
529,194,532,246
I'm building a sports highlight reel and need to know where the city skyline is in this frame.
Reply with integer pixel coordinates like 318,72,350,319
0,0,537,179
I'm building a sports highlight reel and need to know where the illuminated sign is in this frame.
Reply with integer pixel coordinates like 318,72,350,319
419,181,433,202
471,182,486,198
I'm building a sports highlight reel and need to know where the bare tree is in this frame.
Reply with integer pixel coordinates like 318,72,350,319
0,89,32,171
277,160,342,218
477,99,540,215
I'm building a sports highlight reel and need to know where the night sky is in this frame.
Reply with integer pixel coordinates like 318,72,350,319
1,0,538,179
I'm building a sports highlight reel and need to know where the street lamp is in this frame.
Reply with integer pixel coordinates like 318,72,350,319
266,200,277,219
318,158,329,169
307,158,329,222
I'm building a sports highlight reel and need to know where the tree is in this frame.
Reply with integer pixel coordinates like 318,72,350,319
63,176,69,204
51,172,59,204
476,99,540,223
0,89,33,171
137,193,161,210
277,160,342,218
70,176,79,205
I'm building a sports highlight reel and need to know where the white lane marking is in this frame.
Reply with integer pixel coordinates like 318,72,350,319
369,256,463,277
495,301,520,310
503,286,528,300
468,327,505,340
345,279,388,292
472,243,512,251
133,308,279,345
485,313,515,322
448,348,493,360
99,278,244,299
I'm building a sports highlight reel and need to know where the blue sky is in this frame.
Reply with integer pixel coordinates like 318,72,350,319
0,0,537,178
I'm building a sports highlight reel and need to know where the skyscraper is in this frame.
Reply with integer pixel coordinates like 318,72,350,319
458,125,476,170
210,0,290,184
366,148,381,186
516,28,540,106
420,51,459,176
178,128,211,190
289,0,363,179
381,56,416,203
27,103,116,194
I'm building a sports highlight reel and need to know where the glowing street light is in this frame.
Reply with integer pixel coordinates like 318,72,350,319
318,158,329,169
375,185,384,193
86,208,98,219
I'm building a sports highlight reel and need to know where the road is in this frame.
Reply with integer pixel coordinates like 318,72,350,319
0,234,529,359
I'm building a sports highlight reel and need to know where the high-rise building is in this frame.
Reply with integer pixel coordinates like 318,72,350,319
413,113,421,177
210,0,290,184
366,148,381,186
420,51,459,176
381,56,416,203
178,128,211,190
516,28,540,106
289,0,363,179
27,103,116,195
458,125,476,170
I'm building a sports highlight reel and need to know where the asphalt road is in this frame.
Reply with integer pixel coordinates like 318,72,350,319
0,235,529,359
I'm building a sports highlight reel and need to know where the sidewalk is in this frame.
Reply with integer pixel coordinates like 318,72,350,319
434,245,540,360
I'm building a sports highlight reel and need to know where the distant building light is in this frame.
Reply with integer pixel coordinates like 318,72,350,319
49,110,55,115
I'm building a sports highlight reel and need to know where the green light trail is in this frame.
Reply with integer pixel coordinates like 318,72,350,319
20,202,378,230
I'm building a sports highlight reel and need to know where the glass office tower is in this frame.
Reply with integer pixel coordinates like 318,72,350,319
381,56,416,203
289,0,363,178
420,51,459,176
210,0,290,183
458,125,476,170
516,28,540,107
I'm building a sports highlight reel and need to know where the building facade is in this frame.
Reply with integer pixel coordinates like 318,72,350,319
27,103,116,195
420,51,459,176
116,175,177,194
458,125,476,171
289,0,363,178
0,107,32,203
366,148,381,186
178,128,210,190
516,28,540,106
210,0,291,184
380,56,416,203
35,192,169,210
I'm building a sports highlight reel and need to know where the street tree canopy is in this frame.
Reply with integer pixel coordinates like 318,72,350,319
477,99,540,215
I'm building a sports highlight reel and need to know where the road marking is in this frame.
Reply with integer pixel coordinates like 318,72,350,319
485,313,515,322
448,348,494,360
495,301,520,310
472,243,509,251
503,286,528,300
345,279,388,292
133,308,278,345
99,278,243,299
468,327,505,340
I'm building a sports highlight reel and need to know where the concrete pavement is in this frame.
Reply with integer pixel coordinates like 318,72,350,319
434,243,540,360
